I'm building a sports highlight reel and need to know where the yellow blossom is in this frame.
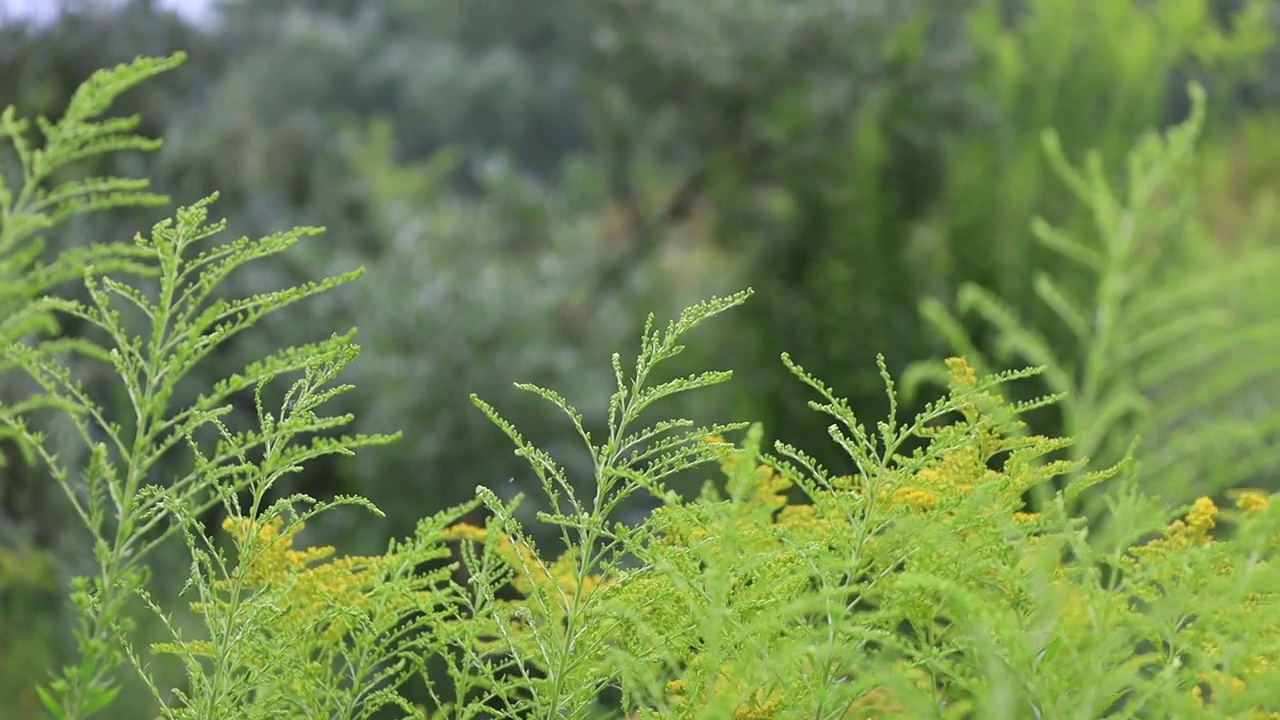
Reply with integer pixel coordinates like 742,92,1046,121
945,356,978,387
1237,491,1270,514
891,486,938,512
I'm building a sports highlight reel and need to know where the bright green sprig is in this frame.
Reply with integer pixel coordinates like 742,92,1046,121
0,55,393,719
908,82,1280,530
458,289,752,718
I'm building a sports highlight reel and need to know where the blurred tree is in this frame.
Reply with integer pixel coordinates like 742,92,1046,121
579,0,983,462
1,0,641,556
3,4,1280,713
139,0,668,550
943,0,1271,343
576,0,1275,470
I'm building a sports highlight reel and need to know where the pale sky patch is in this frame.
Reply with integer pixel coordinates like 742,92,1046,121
0,0,218,27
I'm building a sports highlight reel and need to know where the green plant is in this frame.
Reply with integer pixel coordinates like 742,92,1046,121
4,51,1279,720
909,81,1280,533
381,350,1278,718
946,0,1271,308
0,52,183,717
0,54,393,718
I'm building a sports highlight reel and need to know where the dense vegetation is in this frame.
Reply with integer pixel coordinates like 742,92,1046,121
1,1,1278,717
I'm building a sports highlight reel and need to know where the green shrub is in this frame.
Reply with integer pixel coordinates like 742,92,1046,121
617,0,1275,470
0,54,394,717
3,54,1278,720
910,80,1280,533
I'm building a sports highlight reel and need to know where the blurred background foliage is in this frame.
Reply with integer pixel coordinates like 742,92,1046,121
2,0,1279,715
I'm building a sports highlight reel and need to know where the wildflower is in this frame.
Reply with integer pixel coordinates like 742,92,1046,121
1236,491,1270,514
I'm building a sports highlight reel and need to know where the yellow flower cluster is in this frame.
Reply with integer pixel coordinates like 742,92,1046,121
890,485,939,511
635,358,1058,718
885,358,1057,521
220,516,336,586
657,656,929,720
209,516,427,643
430,355,1277,718
1126,492,1272,575
661,674,785,720
1237,490,1271,514
1121,492,1278,715
945,356,978,388
438,522,611,611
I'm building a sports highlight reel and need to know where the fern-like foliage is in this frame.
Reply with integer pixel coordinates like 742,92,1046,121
0,54,182,485
145,500,484,720
439,290,754,717
0,54,179,344
440,347,1279,718
906,82,1280,529
8,52,1280,720
441,354,1110,718
0,55,394,719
